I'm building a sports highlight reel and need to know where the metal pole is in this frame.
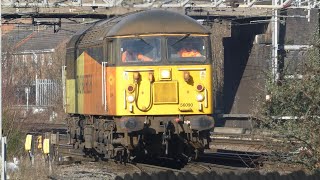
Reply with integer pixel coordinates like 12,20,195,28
1,137,6,180
25,87,29,111
272,0,279,82
0,0,3,139
0,1,6,179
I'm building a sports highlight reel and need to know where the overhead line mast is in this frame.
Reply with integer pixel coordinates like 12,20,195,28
0,1,7,179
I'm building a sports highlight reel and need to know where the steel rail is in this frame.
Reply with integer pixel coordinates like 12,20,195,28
197,162,253,171
198,152,266,164
135,163,187,173
186,162,212,172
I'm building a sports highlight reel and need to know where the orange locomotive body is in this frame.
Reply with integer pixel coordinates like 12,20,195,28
65,10,214,163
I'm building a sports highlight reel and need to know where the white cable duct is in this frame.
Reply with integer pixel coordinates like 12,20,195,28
161,0,190,7
102,0,124,6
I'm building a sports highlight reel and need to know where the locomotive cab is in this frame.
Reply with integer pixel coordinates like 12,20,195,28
65,9,214,163
117,35,209,64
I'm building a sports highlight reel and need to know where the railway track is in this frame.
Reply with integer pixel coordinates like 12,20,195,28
212,137,266,146
25,126,269,175
134,163,187,174
209,133,280,154
198,151,266,168
56,146,188,174
54,141,256,175
187,162,252,174
211,133,283,146
130,161,250,174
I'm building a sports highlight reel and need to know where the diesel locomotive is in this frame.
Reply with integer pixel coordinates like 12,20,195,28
64,9,214,163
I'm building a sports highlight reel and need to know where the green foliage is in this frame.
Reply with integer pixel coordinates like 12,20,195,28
3,110,25,158
256,38,320,170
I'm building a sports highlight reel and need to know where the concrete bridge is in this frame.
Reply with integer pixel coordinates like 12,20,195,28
1,0,318,19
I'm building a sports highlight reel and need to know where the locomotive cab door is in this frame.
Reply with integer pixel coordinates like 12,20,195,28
106,39,115,65
101,40,111,112
101,39,115,112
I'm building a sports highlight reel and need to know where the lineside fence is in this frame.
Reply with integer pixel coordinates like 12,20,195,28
36,79,60,107
114,171,320,180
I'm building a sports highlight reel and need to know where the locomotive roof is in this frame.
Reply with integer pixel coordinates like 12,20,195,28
107,10,210,36
68,10,210,48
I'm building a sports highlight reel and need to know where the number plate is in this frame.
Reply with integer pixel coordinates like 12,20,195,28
179,103,193,107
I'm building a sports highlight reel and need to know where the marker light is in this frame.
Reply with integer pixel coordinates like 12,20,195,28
127,85,135,93
127,95,135,103
196,84,204,92
196,94,204,102
160,69,171,79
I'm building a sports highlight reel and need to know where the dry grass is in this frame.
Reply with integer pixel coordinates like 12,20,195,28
8,154,55,180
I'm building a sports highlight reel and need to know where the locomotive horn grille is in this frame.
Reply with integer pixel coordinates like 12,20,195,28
153,81,178,104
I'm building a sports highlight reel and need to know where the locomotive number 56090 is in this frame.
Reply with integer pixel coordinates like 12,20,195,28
179,103,193,107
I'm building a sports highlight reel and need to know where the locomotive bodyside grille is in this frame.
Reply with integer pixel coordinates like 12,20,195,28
153,81,178,104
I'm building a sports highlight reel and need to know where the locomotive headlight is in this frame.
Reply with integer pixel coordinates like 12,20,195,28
196,94,204,102
160,69,171,80
127,95,135,103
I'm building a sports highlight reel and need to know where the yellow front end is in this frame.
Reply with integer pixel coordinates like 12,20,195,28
115,65,212,115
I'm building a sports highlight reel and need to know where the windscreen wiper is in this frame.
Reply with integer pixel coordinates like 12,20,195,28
139,37,152,47
170,34,190,46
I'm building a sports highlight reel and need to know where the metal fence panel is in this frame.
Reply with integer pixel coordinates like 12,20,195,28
36,79,60,106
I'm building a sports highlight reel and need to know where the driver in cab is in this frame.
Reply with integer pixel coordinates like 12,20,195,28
122,44,153,62
178,42,202,57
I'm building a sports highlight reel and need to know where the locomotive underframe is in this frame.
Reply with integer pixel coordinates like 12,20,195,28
67,115,213,163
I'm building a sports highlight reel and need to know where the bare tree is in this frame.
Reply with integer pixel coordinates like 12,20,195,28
254,35,320,170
